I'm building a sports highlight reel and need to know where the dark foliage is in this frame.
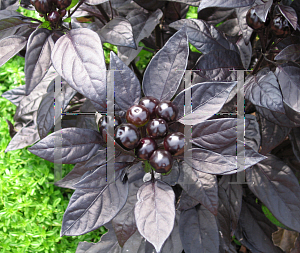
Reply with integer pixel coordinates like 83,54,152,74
1,0,300,252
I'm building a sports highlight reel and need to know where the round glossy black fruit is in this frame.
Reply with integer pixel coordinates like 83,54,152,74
164,132,185,156
115,123,141,150
149,150,173,173
48,11,60,23
98,115,122,141
126,105,150,127
155,101,178,122
30,0,52,14
146,118,168,139
135,137,157,160
270,15,291,38
138,96,160,119
56,0,72,9
246,7,265,30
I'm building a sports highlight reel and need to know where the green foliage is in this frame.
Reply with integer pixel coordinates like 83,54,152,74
261,204,291,230
0,56,105,252
135,42,154,71
186,6,198,19
17,6,44,22
103,43,118,64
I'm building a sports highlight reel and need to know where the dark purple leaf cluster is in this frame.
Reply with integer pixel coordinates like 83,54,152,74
1,0,300,252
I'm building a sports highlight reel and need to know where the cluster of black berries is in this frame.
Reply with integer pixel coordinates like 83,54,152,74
30,0,71,24
98,97,185,174
246,4,292,38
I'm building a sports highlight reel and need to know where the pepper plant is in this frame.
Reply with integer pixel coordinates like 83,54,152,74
1,0,300,252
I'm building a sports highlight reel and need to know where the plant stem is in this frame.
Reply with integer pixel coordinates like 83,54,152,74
96,4,110,23
69,0,85,17
155,24,162,51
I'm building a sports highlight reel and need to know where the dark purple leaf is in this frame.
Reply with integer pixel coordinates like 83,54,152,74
220,141,266,175
177,189,201,211
179,205,219,253
289,127,300,162
258,106,300,128
161,160,180,186
169,19,237,54
185,148,237,174
84,0,108,5
236,197,284,253
291,0,300,26
246,154,300,233
55,161,91,190
14,67,57,121
112,164,144,247
1,84,25,106
275,62,300,116
75,223,121,252
118,9,162,65
236,36,252,69
28,128,105,164
236,7,253,44
82,149,107,171
0,17,30,40
278,5,298,30
134,180,175,253
199,0,255,10
132,0,164,11
186,142,266,175
173,81,236,125
253,0,272,22
98,17,136,49
61,171,128,236
259,115,291,155
160,210,183,253
51,28,107,113
0,0,19,10
5,120,39,152
191,118,249,151
0,10,23,20
25,28,54,95
219,174,243,237
178,161,218,215
194,50,244,77
245,114,261,152
109,52,140,111
0,35,27,67
5,119,16,138
217,185,231,252
245,71,285,114
142,27,188,101
274,44,300,61
217,18,240,36
198,8,235,25
37,92,54,139
164,0,200,6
